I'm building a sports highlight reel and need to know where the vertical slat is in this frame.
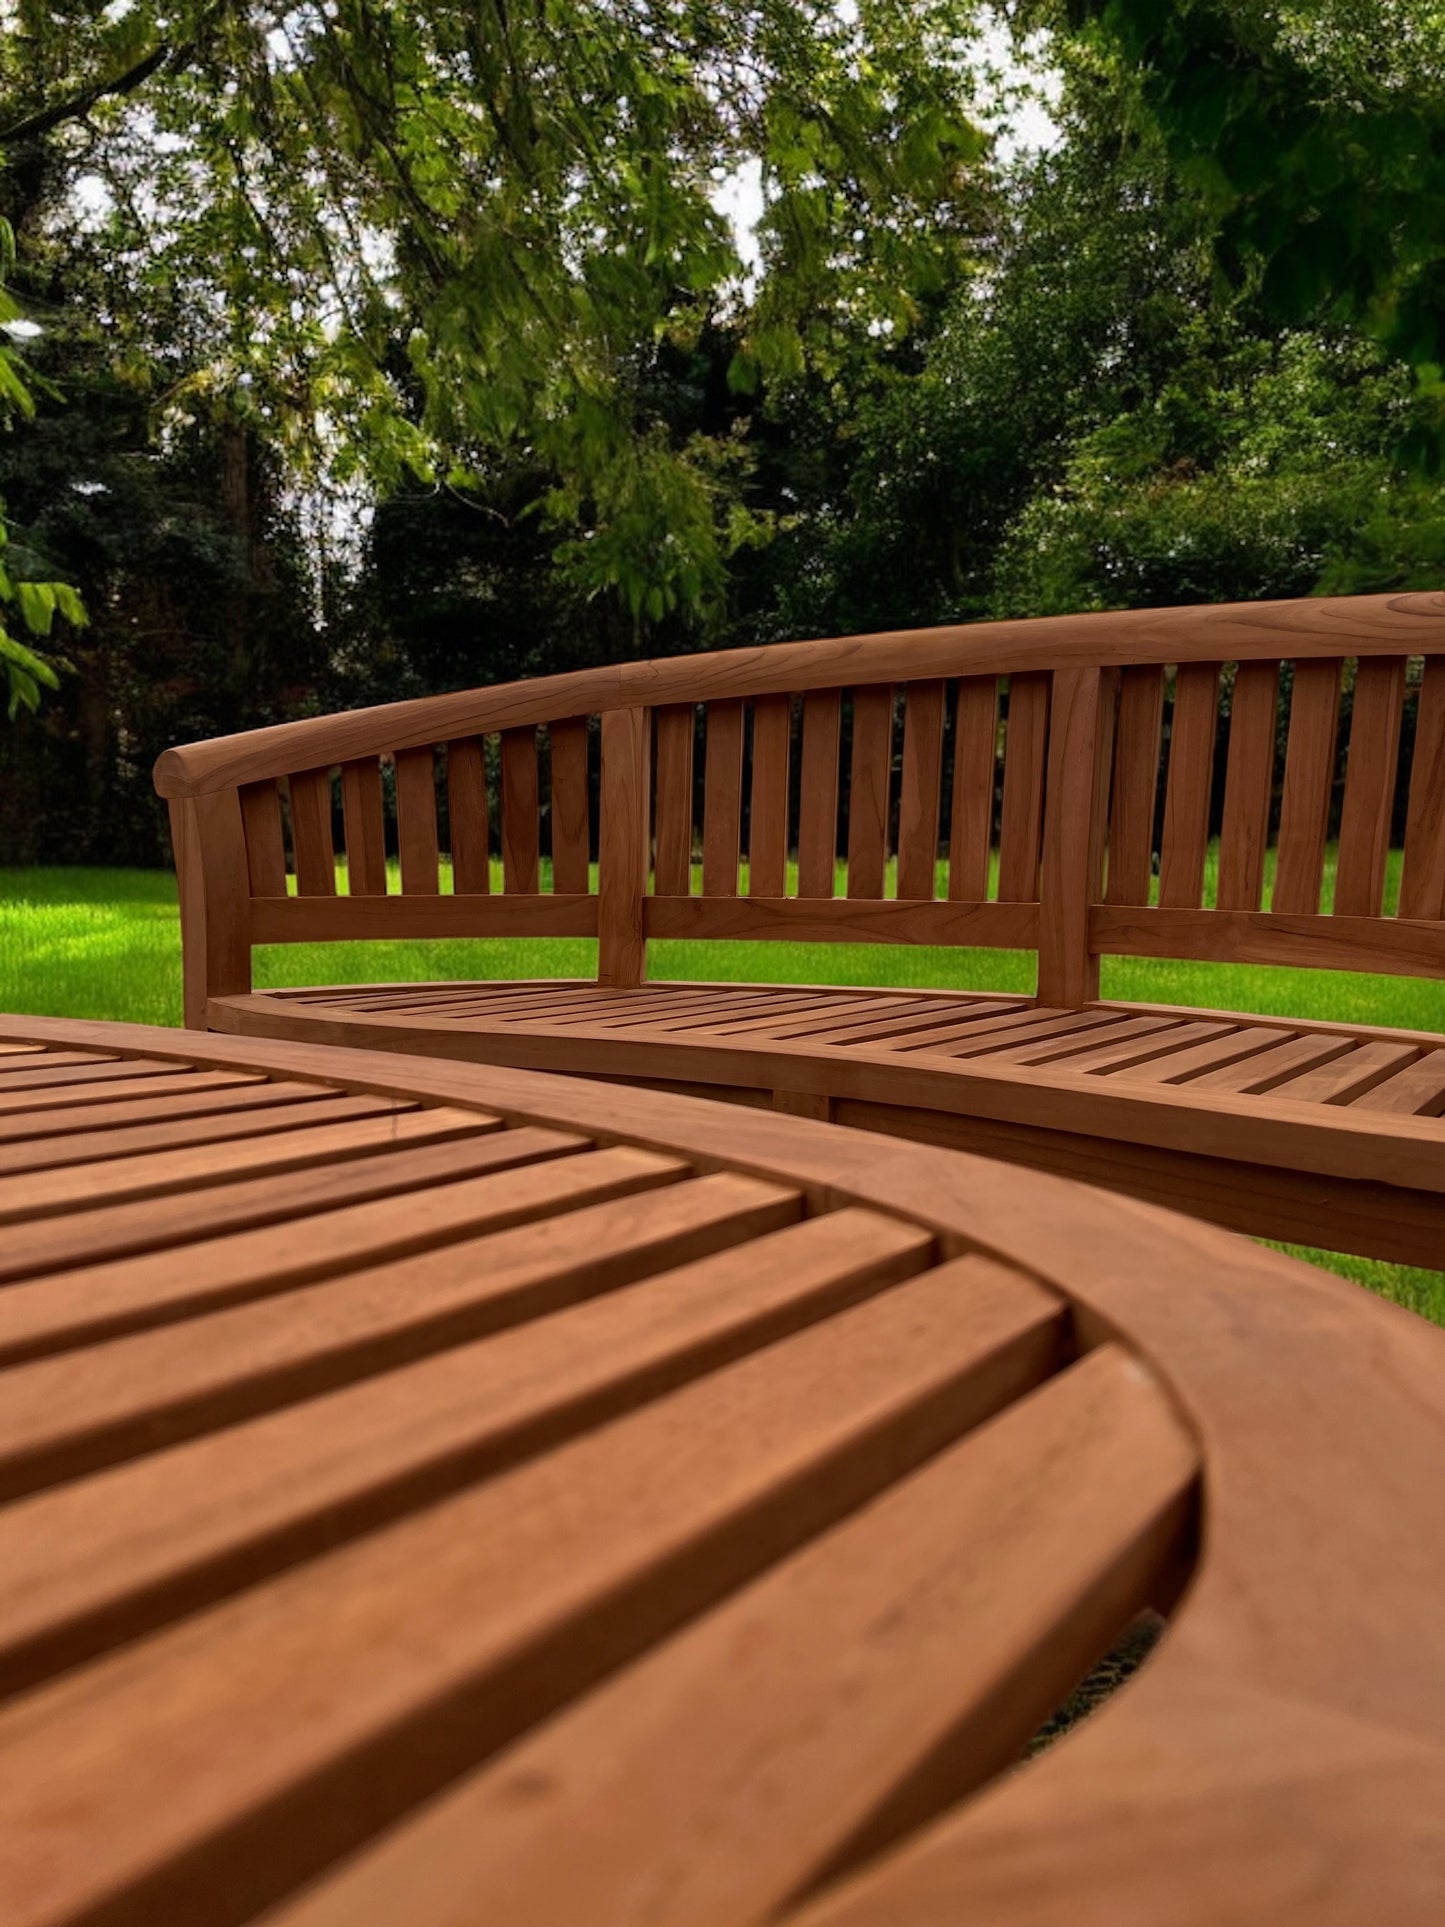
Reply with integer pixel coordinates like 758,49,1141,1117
238,781,288,898
896,681,945,901
500,727,541,895
1157,663,1219,910
286,768,337,897
1400,658,1445,921
447,738,491,896
339,760,387,898
748,694,792,899
652,705,695,897
702,700,745,897
948,676,997,903
169,791,251,1029
996,671,1049,904
1037,669,1108,1007
796,690,841,899
1335,656,1407,918
394,746,441,895
1272,658,1340,916
1104,666,1165,906
598,707,650,986
846,685,893,900
549,718,591,896
1216,661,1279,913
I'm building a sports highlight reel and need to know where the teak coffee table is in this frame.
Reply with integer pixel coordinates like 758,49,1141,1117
0,1012,1442,1926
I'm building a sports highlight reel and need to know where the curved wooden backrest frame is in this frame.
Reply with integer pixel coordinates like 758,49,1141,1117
156,593,1445,1028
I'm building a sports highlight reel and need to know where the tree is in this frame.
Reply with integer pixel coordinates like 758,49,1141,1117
2,1,991,624
0,216,83,717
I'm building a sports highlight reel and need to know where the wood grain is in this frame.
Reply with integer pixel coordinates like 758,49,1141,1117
846,684,894,900
897,680,945,901
997,671,1049,903
1105,665,1165,906
747,693,792,898
547,716,591,896
445,737,490,895
797,689,842,898
597,707,650,987
949,675,998,903
701,699,745,897
500,727,541,895
340,760,388,898
239,780,288,898
1335,655,1406,918
286,768,337,898
1216,661,1278,913
1271,656,1340,915
651,703,696,897
1399,657,1445,921
1158,663,1219,909
393,746,440,896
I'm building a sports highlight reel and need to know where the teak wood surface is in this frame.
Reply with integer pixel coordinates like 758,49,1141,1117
1,1013,1443,1927
156,592,1445,1266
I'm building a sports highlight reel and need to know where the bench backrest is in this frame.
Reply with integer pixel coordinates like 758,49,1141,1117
155,593,1445,1026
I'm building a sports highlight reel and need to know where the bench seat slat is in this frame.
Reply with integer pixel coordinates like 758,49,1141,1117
0,1263,1064,1927
258,1342,1194,1927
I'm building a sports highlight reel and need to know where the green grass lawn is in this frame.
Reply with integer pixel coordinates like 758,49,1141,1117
3,862,1442,1325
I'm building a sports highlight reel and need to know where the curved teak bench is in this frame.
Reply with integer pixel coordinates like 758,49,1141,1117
1,1014,1443,1924
155,592,1445,1265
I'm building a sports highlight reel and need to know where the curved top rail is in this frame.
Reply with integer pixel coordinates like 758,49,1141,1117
154,590,1445,798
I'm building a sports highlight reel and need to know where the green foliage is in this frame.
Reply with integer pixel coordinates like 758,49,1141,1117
0,217,82,717
2,1,990,621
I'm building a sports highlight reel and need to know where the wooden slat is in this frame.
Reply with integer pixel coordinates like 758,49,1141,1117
598,708,651,987
993,1013,1183,1068
0,1060,190,1104
949,675,998,902
721,998,1015,1045
1037,666,1110,1005
1048,1020,1235,1078
651,704,695,897
446,738,491,895
797,689,842,899
1157,663,1219,908
1399,658,1445,921
339,760,388,898
878,1006,1079,1056
1090,904,1445,979
0,1076,306,1144
0,1265,1064,1927
286,768,337,897
1105,666,1165,906
1348,1051,1445,1117
1187,1031,1355,1095
263,1343,1190,1927
996,671,1049,903
645,896,1039,948
500,727,541,895
748,693,792,898
1271,657,1341,915
702,699,745,897
0,1130,548,1289
846,684,893,900
1216,661,1279,912
239,780,288,898
1109,1025,1292,1087
251,895,597,944
0,1107,492,1225
1268,1040,1421,1107
0,1043,44,1056
0,1094,405,1180
393,746,441,895
548,717,591,896
1335,656,1407,917
0,1209,928,1698
897,680,945,901
941,1011,1124,1060
0,1145,683,1397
